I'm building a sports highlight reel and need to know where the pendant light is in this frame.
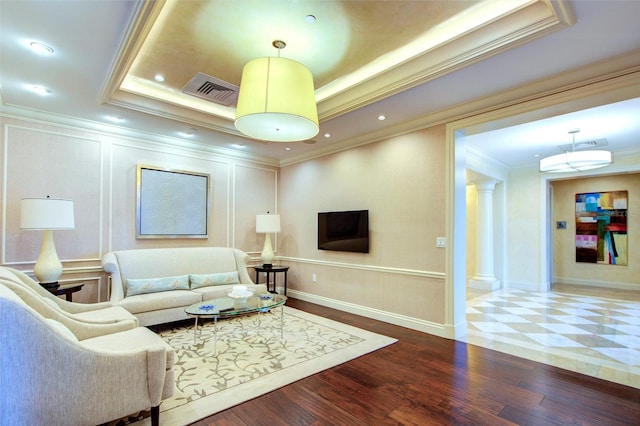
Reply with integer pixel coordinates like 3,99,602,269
235,40,319,142
539,129,612,173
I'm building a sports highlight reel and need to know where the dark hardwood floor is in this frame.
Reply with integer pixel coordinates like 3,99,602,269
190,298,640,425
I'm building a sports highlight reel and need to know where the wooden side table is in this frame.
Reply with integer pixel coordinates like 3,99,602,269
253,266,289,295
50,283,84,302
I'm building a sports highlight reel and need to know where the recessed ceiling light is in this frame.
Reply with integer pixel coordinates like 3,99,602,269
305,15,316,23
285,147,292,151
154,74,165,82
29,41,54,55
28,85,51,96
106,115,125,123
232,143,245,149
377,115,386,121
323,133,331,138
178,128,198,137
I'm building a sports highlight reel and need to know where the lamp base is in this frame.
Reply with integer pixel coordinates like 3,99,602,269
39,281,60,291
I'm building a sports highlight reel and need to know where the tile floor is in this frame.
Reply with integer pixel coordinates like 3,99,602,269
459,286,640,389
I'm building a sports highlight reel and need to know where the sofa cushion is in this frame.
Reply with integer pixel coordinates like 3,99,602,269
45,318,78,341
126,275,189,297
117,290,202,315
81,326,175,367
190,272,239,289
73,306,138,324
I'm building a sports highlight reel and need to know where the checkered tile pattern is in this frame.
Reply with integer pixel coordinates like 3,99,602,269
461,289,640,389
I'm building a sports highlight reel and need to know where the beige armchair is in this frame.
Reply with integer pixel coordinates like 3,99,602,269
0,284,174,425
0,278,138,339
0,266,138,325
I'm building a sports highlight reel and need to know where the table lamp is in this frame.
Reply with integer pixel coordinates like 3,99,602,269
20,197,75,289
256,213,280,268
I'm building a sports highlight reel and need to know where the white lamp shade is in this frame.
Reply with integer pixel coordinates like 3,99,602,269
539,150,612,173
235,57,318,142
21,198,75,230
256,214,281,233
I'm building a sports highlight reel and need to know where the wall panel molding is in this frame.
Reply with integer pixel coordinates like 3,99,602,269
282,256,445,280
2,124,104,265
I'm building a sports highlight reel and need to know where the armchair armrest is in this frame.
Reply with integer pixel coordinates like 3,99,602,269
0,279,137,339
54,299,114,313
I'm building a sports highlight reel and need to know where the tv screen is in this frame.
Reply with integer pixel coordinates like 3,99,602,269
318,210,369,253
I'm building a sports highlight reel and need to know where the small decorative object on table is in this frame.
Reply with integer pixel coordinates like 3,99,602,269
227,285,254,299
227,285,254,306
197,304,216,312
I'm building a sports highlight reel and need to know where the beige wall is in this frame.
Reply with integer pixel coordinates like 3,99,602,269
466,185,477,282
505,168,546,289
279,126,448,331
0,116,278,301
551,173,639,289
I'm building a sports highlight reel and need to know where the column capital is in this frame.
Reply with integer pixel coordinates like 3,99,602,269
472,179,499,192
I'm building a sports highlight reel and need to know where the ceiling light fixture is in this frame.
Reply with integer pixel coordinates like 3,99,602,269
29,85,51,96
178,128,198,137
539,129,612,173
235,40,318,143
106,115,125,123
29,41,54,55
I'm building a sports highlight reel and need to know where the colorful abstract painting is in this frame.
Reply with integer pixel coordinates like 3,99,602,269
575,190,628,265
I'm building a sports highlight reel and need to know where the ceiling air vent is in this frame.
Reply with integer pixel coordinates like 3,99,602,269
558,137,608,152
182,72,239,106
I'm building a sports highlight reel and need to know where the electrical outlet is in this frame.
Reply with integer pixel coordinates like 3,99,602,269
436,237,446,248
312,274,317,283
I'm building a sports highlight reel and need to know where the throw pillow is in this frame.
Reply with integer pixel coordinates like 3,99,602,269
190,272,240,289
126,275,189,296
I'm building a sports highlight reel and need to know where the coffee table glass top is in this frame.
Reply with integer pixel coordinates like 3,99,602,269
185,293,287,317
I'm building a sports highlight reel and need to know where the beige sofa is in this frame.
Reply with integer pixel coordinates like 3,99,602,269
102,247,267,326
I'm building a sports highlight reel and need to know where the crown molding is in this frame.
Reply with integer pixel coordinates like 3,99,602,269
318,0,575,120
99,0,575,135
282,50,640,167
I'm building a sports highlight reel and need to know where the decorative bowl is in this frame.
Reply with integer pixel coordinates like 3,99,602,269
227,290,254,299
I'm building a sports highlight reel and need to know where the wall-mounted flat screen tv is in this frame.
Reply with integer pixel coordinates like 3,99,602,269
318,210,369,253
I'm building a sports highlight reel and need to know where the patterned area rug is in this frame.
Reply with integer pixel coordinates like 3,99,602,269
132,306,396,425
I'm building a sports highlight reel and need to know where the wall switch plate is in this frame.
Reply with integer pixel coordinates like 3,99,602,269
436,237,446,248
312,274,317,283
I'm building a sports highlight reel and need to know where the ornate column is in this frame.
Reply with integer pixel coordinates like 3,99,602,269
469,180,501,291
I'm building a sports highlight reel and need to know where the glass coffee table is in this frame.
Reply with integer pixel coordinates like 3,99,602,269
185,293,287,351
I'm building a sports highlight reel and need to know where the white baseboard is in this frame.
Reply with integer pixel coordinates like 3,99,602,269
469,278,501,291
287,289,453,338
552,278,640,292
